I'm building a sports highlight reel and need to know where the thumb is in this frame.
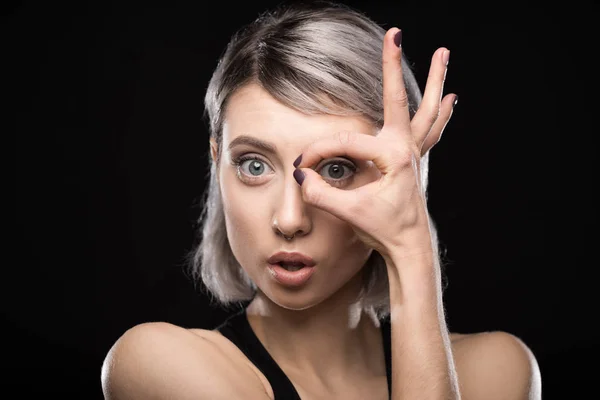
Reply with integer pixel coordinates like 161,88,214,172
295,168,357,222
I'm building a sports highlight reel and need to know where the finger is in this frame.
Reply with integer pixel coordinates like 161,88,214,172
382,27,411,132
294,167,361,222
421,94,458,156
410,47,450,146
294,131,406,175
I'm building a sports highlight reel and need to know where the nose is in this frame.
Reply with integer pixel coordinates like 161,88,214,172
272,171,311,240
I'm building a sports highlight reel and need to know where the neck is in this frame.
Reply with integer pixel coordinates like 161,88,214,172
245,271,386,387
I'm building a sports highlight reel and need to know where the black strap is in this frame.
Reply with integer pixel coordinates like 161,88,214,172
380,316,392,398
217,309,301,399
217,309,393,400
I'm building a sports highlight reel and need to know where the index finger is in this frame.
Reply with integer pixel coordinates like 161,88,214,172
382,28,411,131
294,131,396,175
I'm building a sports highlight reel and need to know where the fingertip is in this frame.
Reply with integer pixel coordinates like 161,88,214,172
442,48,450,66
445,94,458,119
442,93,457,105
293,168,306,186
432,47,449,65
386,27,400,37
437,94,458,119
385,27,402,49
393,29,402,48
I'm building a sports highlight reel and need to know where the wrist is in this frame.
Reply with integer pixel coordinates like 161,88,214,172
382,220,435,259
381,228,437,275
384,245,442,308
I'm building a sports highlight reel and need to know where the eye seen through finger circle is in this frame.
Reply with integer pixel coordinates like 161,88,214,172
317,159,356,185
231,154,357,186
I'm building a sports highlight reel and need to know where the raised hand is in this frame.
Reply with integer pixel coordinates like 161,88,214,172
292,28,458,260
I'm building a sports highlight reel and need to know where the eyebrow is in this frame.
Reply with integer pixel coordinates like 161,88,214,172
227,135,278,154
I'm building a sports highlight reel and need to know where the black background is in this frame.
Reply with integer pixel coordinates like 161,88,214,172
7,1,595,399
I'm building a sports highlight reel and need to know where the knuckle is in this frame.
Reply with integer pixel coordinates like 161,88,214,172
427,106,441,125
390,89,409,108
382,57,394,67
336,130,357,146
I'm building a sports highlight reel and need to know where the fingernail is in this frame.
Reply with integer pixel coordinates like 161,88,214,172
293,169,305,186
393,30,402,48
442,50,450,66
453,95,459,108
293,154,302,168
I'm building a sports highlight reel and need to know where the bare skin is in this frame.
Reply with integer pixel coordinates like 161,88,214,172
195,69,538,399
195,26,539,398
187,325,468,400
211,82,386,387
101,26,541,400
186,325,534,400
101,317,537,400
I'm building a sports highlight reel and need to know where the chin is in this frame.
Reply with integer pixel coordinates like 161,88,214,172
270,290,327,311
249,263,366,312
256,284,332,312
274,301,319,312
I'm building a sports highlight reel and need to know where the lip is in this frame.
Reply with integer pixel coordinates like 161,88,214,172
267,251,316,267
267,263,315,287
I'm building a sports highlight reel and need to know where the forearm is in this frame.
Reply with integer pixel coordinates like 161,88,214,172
383,246,461,400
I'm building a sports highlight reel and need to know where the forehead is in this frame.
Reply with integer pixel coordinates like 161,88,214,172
222,83,377,151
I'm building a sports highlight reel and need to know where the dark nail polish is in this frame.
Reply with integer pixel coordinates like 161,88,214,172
453,95,459,108
293,154,302,168
393,30,402,48
293,169,305,186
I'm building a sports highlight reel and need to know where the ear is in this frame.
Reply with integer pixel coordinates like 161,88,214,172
209,137,218,163
209,137,220,183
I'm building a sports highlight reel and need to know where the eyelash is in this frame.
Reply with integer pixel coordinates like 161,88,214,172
231,154,357,187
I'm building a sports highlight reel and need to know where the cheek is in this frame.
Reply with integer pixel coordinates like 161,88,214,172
320,213,372,261
220,175,269,252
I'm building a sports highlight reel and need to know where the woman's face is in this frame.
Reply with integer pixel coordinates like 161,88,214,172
213,83,382,311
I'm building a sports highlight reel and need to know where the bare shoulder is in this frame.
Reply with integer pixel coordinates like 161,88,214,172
450,330,542,400
189,328,275,400
101,322,270,400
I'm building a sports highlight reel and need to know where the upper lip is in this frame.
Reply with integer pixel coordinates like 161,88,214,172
268,252,316,267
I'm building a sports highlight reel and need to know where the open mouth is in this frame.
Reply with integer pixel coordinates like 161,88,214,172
278,262,306,271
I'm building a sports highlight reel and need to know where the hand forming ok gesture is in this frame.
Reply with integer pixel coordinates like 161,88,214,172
292,28,458,260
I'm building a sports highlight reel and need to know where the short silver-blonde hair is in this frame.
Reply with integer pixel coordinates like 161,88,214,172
187,1,446,320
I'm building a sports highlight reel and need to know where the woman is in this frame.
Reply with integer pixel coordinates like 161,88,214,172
101,2,542,399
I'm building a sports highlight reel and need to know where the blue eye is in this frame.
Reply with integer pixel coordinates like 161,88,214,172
233,156,273,179
242,157,271,177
